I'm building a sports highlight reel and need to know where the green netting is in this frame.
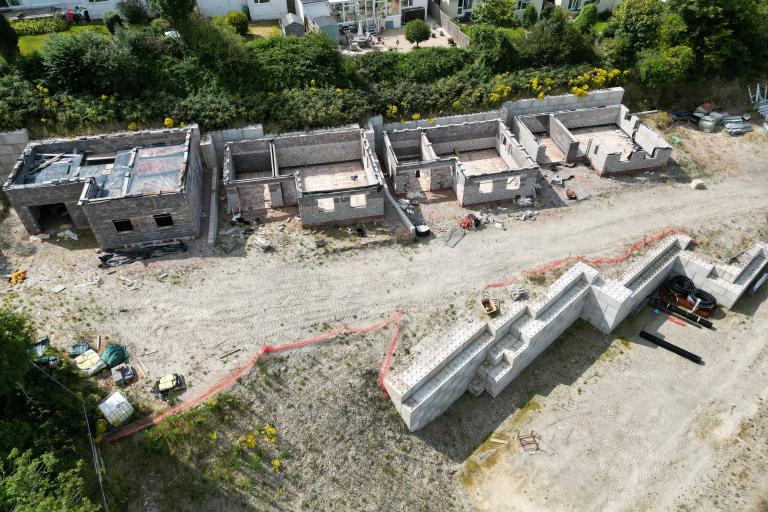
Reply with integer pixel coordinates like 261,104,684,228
100,344,128,368
69,342,92,358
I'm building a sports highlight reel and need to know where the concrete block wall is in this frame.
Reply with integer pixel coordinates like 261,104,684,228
553,105,622,130
453,168,537,206
635,124,671,154
209,125,264,168
386,234,767,431
618,105,639,135
593,146,672,175
297,189,385,226
0,129,29,183
502,88,625,119
511,117,545,163
549,116,579,161
275,130,363,168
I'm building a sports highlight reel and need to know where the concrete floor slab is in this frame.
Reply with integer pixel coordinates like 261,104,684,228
570,124,634,160
286,161,369,192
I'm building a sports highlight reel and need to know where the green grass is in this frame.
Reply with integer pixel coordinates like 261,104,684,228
246,21,280,40
594,20,610,36
18,22,109,55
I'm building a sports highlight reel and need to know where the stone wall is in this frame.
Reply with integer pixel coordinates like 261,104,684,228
385,235,768,431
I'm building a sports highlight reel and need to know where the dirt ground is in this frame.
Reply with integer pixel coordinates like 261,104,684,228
1,122,768,510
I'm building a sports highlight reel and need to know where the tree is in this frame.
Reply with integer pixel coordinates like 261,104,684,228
573,2,598,33
668,0,768,75
637,44,694,86
522,4,538,28
0,449,100,512
469,25,519,73
148,0,196,28
612,0,665,55
116,0,149,24
404,19,430,47
471,0,520,28
0,309,33,397
518,7,596,66
0,14,19,63
225,10,248,36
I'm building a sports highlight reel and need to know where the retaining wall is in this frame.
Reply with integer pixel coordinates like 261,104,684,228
385,235,768,431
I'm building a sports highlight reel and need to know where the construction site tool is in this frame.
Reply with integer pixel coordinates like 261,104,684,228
639,330,704,365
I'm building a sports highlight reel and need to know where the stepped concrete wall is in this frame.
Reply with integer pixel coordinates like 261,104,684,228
385,236,768,431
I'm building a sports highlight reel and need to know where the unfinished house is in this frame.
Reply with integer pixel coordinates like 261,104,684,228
3,126,204,250
222,128,386,226
512,105,672,174
382,120,539,206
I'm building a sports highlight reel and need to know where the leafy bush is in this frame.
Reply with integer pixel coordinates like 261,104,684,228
355,51,400,82
10,17,68,36
404,19,430,47
41,31,138,94
149,17,172,33
225,10,248,36
250,33,345,91
573,3,598,33
104,12,124,34
540,1,555,19
468,25,519,73
637,44,694,86
117,0,150,24
472,0,521,28
397,47,472,82
522,4,538,28
173,87,238,129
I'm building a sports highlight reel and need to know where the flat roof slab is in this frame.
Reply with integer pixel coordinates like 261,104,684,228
570,125,634,160
287,161,368,193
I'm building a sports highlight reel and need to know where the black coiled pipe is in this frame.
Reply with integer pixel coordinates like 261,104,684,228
688,289,716,310
668,275,695,296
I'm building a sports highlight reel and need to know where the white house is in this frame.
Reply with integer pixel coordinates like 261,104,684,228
1,0,287,21
296,0,428,33
554,0,619,13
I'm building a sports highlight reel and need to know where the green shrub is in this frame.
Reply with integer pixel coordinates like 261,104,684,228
10,17,68,36
41,31,138,94
472,0,520,28
573,3,598,33
149,17,172,33
104,12,124,34
117,0,150,24
522,4,538,28
404,19,430,47
637,44,694,86
397,47,472,82
225,10,248,36
468,25,519,73
356,51,400,82
540,2,555,19
0,13,19,62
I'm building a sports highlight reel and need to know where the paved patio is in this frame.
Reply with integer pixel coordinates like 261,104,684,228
341,17,455,55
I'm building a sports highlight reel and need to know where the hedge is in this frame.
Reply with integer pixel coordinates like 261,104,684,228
11,18,69,36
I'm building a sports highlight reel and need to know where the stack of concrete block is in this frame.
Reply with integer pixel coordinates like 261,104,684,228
385,235,767,431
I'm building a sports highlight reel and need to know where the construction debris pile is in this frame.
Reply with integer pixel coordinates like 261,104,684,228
748,82,768,122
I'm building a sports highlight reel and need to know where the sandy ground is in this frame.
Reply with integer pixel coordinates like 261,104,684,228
1,123,768,510
460,295,768,512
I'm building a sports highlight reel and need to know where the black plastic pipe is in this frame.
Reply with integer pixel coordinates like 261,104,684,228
648,297,714,329
639,330,704,365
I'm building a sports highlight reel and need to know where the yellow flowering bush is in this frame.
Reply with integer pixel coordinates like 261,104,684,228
386,104,398,117
271,458,281,471
127,122,139,131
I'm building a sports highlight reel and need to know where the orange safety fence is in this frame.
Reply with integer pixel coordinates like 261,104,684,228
105,312,402,443
485,228,694,289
